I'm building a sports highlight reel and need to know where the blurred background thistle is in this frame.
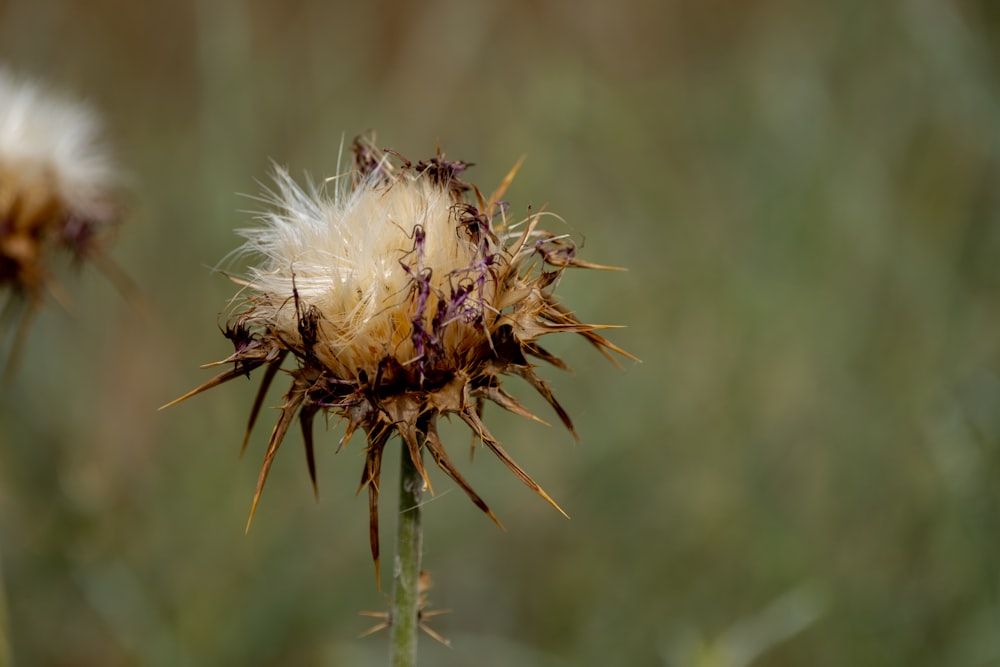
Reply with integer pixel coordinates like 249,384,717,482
2,1,1000,665
0,67,123,374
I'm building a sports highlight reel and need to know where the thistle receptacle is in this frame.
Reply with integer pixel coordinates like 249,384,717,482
165,135,635,580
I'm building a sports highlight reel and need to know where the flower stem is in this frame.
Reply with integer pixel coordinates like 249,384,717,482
0,549,11,667
390,443,424,667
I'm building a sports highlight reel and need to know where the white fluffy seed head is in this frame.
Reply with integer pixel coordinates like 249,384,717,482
239,165,486,378
0,67,117,226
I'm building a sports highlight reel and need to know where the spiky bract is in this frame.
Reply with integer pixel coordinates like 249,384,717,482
168,136,632,580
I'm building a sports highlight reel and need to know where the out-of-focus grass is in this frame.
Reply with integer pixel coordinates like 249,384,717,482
1,0,999,665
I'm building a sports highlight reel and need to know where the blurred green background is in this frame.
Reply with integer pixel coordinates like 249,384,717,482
2,0,1000,665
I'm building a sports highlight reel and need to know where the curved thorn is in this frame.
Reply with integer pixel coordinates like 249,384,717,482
458,408,568,519
241,350,288,456
245,381,306,532
424,422,504,530
512,366,577,440
159,366,253,411
300,402,320,500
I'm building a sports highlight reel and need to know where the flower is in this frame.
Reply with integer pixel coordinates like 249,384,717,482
166,135,634,579
0,67,122,367
0,67,119,301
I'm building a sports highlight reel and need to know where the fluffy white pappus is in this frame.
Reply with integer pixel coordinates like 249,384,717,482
0,67,117,221
238,165,485,373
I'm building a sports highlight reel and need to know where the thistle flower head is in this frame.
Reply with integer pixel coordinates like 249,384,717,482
0,67,119,301
167,135,634,580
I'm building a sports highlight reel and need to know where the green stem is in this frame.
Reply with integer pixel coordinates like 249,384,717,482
0,548,11,667
390,444,423,667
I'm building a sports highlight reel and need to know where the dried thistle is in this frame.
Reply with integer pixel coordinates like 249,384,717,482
0,67,124,369
165,135,634,580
